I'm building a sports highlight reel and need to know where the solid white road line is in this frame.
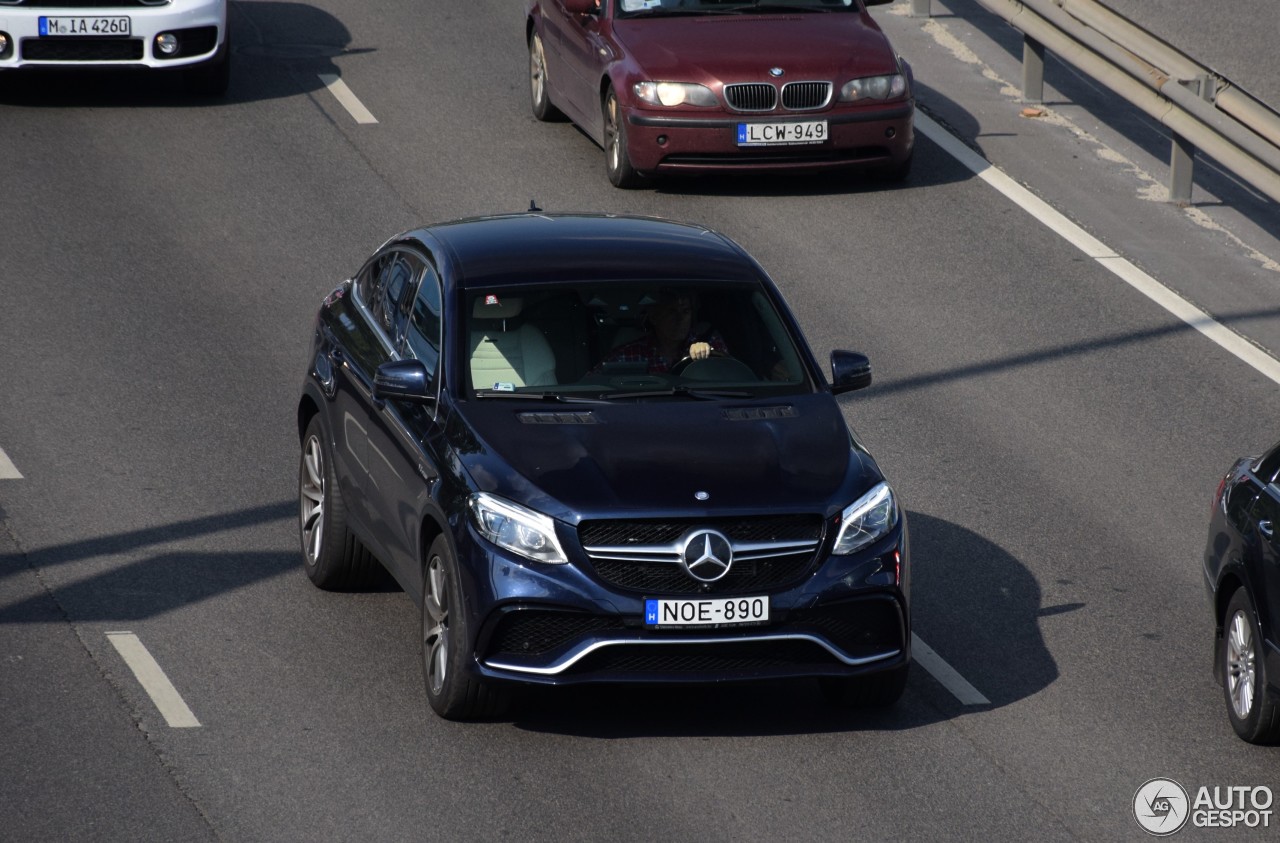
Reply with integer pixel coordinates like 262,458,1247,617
106,632,201,728
317,74,379,125
915,112,1280,387
912,633,991,705
0,447,21,479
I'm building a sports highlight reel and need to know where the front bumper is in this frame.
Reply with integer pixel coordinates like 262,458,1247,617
0,0,225,69
624,101,914,175
458,521,910,686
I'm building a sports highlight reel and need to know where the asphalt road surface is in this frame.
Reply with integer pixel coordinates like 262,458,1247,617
2,1,1278,840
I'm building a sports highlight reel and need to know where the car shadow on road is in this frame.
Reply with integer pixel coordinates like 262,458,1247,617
0,2,370,107
509,510,1059,738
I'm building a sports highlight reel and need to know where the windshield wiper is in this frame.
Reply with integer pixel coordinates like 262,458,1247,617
607,386,753,400
741,1,833,11
474,391,612,404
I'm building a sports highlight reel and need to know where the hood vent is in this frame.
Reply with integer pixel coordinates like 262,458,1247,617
723,406,796,421
517,411,598,425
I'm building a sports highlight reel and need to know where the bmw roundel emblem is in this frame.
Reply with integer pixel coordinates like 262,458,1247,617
769,67,785,78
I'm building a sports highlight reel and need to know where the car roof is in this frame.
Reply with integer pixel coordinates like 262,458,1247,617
405,213,763,288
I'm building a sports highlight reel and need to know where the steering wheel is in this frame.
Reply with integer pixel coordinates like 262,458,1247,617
669,349,741,376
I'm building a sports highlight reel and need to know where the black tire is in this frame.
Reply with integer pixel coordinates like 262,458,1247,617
1222,588,1280,744
819,663,909,709
528,31,563,122
603,88,646,189
421,535,510,720
183,32,231,97
298,417,379,590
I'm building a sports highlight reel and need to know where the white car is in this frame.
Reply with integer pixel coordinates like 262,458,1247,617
0,0,229,95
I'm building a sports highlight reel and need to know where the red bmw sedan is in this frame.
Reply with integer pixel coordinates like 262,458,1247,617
525,0,914,188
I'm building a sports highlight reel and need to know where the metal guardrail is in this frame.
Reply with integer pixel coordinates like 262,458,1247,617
907,0,1280,205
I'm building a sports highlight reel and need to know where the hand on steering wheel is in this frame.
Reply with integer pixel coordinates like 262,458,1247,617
669,348,735,375
688,341,712,361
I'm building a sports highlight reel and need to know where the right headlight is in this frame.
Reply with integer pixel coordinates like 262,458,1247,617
468,492,568,565
633,81,718,108
839,74,906,102
832,482,898,555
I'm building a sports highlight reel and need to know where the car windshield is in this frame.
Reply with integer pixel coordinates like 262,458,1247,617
615,0,855,17
464,281,813,400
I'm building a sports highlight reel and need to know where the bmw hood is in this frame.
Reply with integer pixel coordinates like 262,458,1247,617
452,393,878,522
612,14,899,83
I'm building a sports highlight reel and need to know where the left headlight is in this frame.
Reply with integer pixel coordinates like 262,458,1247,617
839,74,907,102
832,482,898,556
634,81,718,107
468,492,568,565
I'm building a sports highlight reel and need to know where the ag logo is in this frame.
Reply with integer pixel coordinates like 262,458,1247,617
1134,778,1190,836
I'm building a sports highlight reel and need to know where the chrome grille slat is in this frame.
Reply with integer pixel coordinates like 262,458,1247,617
724,82,777,113
781,81,832,111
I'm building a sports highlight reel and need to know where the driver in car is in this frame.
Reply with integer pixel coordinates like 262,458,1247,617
597,289,728,374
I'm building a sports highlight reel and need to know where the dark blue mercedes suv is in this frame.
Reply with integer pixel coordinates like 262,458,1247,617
296,212,910,720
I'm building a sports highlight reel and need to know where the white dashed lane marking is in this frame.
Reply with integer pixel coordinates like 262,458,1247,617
318,74,379,125
106,632,201,728
912,633,991,706
0,447,22,479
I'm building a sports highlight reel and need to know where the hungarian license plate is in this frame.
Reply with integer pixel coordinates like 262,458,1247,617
644,595,769,629
737,120,827,146
39,17,132,37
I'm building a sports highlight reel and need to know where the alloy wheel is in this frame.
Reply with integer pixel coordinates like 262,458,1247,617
605,94,622,174
530,35,547,108
423,554,451,695
1227,608,1256,719
300,435,325,565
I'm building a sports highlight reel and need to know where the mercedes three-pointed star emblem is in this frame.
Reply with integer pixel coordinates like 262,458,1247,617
680,529,733,582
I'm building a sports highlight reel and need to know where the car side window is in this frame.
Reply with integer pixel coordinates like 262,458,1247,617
1253,441,1280,485
405,263,443,377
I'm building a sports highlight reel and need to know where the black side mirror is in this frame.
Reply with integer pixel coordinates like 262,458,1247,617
374,359,434,403
830,350,872,395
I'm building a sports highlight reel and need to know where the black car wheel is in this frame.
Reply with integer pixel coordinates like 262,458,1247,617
818,663,908,709
603,88,646,189
422,535,509,720
528,31,563,122
298,417,377,589
1223,588,1280,743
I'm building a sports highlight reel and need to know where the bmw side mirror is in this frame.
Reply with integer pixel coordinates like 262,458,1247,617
830,350,872,395
374,359,434,404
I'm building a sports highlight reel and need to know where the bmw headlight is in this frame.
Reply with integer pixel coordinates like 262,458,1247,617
634,81,718,107
839,74,906,102
832,482,898,555
468,492,568,565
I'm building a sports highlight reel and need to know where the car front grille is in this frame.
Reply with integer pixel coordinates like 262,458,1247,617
578,514,824,595
724,81,833,112
22,37,143,60
724,83,777,112
480,598,905,677
782,81,832,111
568,640,841,674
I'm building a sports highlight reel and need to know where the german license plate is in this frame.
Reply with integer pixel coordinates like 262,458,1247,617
644,595,769,629
737,120,827,146
39,17,132,37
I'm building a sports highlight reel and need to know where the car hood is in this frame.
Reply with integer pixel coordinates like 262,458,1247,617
451,392,877,522
612,13,898,82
